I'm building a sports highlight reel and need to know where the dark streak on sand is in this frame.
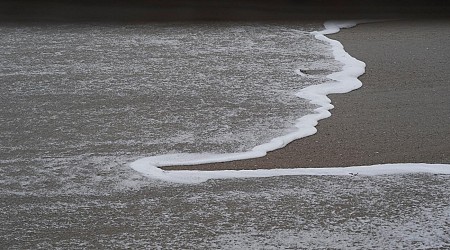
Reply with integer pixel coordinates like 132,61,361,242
163,20,450,171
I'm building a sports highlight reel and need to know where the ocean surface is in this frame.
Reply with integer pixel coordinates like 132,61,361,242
1,22,449,248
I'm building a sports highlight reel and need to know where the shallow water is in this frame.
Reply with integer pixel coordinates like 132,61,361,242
0,22,341,195
0,22,336,158
2,174,449,249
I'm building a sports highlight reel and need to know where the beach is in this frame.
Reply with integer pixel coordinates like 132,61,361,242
163,20,450,171
2,19,450,249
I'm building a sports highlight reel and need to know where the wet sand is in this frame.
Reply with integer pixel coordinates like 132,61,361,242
164,20,450,171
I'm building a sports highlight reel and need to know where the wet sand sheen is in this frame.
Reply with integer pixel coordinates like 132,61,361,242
163,20,450,171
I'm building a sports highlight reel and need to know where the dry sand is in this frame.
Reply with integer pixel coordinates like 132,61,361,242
163,20,450,171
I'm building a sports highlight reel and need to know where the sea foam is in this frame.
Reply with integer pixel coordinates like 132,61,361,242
130,21,450,183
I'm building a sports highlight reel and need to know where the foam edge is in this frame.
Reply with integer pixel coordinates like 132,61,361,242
129,20,450,183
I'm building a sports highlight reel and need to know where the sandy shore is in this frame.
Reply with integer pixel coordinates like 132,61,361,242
163,20,450,171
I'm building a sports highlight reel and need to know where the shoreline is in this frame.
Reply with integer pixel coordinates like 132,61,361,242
160,19,450,172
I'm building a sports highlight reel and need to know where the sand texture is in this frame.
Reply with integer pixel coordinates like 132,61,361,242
163,20,450,171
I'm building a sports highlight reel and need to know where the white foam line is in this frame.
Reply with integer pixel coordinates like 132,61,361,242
130,20,450,183
131,161,450,184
